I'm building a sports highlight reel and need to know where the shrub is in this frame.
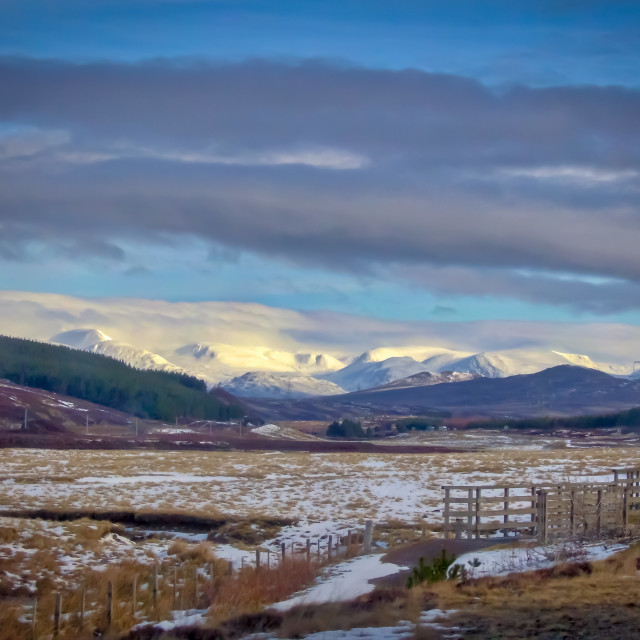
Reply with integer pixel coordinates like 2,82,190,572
406,549,459,588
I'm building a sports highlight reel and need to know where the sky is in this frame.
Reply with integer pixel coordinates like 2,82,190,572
1,0,640,328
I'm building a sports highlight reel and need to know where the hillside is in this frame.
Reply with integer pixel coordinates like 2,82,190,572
249,365,640,421
0,335,245,421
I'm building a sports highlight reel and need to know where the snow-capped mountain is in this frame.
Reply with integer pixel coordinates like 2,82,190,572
52,329,183,375
51,328,114,350
322,353,431,391
375,370,478,389
221,372,346,399
1,292,637,393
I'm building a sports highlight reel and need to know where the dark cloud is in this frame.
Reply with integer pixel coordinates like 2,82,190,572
0,57,639,310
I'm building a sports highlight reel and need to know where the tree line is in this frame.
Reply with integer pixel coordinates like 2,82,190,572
0,335,245,421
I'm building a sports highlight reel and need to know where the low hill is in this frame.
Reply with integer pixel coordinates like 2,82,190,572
0,335,246,421
249,365,640,421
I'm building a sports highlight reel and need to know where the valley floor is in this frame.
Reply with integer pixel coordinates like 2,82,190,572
1,441,639,638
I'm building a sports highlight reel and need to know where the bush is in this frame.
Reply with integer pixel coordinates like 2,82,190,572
406,549,459,588
326,419,365,438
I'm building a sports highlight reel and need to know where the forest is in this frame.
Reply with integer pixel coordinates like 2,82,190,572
467,408,640,430
0,335,245,421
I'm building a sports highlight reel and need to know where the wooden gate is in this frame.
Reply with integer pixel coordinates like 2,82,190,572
443,468,640,542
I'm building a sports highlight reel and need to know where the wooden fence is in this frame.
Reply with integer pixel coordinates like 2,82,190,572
443,468,640,542
23,522,374,639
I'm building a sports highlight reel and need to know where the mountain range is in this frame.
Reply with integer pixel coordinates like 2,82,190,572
1,291,638,399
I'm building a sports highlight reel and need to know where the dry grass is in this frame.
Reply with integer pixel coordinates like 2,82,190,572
410,541,640,639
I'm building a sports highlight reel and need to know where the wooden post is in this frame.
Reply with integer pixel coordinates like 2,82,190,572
267,550,271,569
475,488,482,539
623,487,630,531
537,490,548,544
454,518,463,539
106,581,113,630
530,486,536,535
281,542,286,562
228,560,233,576
596,489,603,536
306,538,311,562
53,592,61,638
256,549,261,570
327,535,332,560
31,597,37,640
241,556,245,570
193,565,199,608
317,540,321,560
132,575,137,616
570,489,576,536
443,487,450,539
364,520,373,553
80,587,85,632
503,487,509,537
467,488,473,540
173,566,178,608
152,565,158,610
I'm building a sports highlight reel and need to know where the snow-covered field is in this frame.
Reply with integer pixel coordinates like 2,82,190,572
2,446,637,537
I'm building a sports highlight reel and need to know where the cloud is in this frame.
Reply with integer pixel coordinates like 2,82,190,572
0,57,639,311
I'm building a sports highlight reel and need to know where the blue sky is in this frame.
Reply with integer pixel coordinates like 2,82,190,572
1,0,639,325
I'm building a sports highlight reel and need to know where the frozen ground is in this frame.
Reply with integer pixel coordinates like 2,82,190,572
453,540,629,579
1,447,636,532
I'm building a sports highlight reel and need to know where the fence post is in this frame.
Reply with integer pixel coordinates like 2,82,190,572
306,539,311,562
364,520,373,553
53,592,61,639
152,565,158,610
443,487,450,539
281,542,286,562
31,597,37,640
503,487,509,537
536,490,548,543
327,535,332,560
623,487,630,531
467,488,473,539
267,550,271,569
132,575,137,616
193,565,199,608
173,566,178,608
454,518,464,539
256,549,261,570
475,488,482,539
80,587,85,633
530,486,536,535
570,490,576,536
106,581,113,630
596,489,603,536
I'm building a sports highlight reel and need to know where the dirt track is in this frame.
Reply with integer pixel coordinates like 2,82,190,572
375,537,499,587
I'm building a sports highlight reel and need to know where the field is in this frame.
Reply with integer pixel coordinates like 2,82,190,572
1,437,639,637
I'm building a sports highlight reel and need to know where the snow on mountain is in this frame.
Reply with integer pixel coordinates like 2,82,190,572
52,328,183,375
2,292,637,387
376,370,478,390
323,355,430,391
86,341,183,374
222,372,346,399
51,328,113,350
